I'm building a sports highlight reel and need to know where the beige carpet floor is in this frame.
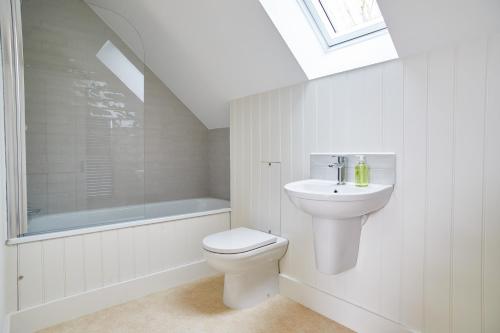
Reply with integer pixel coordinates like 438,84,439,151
39,275,354,333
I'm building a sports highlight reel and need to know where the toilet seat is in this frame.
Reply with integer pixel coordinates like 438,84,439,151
202,227,277,254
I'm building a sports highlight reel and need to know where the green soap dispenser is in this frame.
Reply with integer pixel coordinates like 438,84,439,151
355,155,369,187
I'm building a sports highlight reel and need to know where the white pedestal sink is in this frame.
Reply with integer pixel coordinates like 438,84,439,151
284,179,393,274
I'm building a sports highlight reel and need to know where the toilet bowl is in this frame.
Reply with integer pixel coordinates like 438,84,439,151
202,227,288,309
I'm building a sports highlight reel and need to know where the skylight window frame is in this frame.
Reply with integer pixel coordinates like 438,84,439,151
300,0,388,48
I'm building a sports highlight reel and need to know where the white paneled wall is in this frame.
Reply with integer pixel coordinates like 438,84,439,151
17,213,229,310
230,34,500,332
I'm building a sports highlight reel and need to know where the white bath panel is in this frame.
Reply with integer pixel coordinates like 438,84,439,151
133,226,150,277
163,221,181,268
10,261,217,333
148,224,165,273
64,236,85,297
42,239,65,302
18,242,43,309
83,233,103,291
117,228,135,282
101,230,119,285
17,212,231,311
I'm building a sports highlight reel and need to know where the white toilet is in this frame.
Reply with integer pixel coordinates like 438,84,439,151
202,227,288,309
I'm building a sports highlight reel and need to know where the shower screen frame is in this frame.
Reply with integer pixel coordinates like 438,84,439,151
0,0,28,240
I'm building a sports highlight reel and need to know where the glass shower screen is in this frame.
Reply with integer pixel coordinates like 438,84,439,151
22,0,146,235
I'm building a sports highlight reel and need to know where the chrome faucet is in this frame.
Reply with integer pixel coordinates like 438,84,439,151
328,155,346,185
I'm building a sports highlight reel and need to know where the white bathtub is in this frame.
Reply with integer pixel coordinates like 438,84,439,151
26,197,231,237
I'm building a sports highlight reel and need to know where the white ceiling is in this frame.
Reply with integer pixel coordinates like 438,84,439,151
89,0,500,129
88,0,306,129
378,0,500,58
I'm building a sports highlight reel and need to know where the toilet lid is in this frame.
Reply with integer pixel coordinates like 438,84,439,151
202,227,277,254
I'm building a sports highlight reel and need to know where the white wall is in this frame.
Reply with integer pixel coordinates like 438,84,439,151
230,33,500,333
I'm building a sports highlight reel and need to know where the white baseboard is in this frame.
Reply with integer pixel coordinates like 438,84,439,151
279,274,417,333
9,260,217,333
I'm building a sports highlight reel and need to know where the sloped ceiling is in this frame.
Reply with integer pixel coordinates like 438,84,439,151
378,0,500,58
87,0,307,129
88,0,500,128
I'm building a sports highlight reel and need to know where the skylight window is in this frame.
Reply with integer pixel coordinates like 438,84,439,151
259,0,397,79
96,41,144,102
302,0,387,47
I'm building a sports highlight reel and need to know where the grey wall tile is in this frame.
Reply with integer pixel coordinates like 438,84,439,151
207,128,230,200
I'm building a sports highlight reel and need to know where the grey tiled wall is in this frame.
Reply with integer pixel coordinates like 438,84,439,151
23,0,229,219
208,128,230,201
144,68,209,203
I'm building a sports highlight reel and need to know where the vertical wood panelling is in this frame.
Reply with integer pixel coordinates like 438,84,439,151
424,47,455,333
187,219,204,262
82,233,102,291
301,84,318,287
18,213,231,310
241,98,252,228
269,89,281,162
346,66,383,151
379,60,404,320
312,76,347,299
303,80,316,178
18,242,43,308
229,100,237,228
484,33,500,333
162,221,180,268
259,163,270,233
230,37,500,332
42,239,65,302
289,84,311,283
452,39,487,333
330,73,349,151
148,224,165,273
260,93,270,162
101,230,119,285
64,236,85,296
117,228,135,281
400,54,427,330
238,99,246,228
249,95,261,232
278,88,293,272
269,163,281,236
259,163,281,234
316,78,331,152
344,65,384,311
229,101,239,227
133,227,149,277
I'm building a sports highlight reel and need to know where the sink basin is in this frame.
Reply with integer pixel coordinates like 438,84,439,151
284,179,393,274
284,180,393,219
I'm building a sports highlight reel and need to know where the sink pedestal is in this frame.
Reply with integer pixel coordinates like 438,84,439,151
312,217,362,274
284,173,395,275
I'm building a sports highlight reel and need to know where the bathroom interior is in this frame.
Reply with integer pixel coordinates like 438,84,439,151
0,0,499,332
